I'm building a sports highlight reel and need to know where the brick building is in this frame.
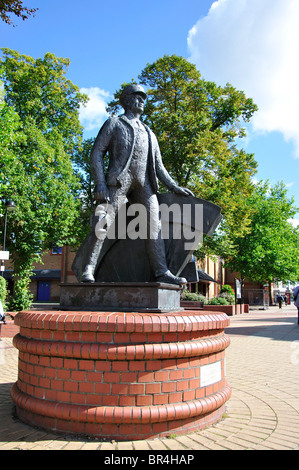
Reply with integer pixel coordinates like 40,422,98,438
3,246,225,303
3,246,77,303
3,245,267,306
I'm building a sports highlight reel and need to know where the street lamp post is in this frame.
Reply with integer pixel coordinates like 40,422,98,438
1,200,16,323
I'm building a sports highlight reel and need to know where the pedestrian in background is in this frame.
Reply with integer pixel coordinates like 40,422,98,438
277,294,284,309
293,285,299,325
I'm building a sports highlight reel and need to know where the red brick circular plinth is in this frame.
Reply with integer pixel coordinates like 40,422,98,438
11,310,231,441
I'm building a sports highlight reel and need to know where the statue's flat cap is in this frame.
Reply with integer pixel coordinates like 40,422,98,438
120,85,147,104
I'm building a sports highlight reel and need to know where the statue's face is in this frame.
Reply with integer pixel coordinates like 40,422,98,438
125,93,145,114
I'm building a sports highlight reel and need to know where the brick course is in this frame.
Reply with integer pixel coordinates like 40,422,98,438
11,310,231,440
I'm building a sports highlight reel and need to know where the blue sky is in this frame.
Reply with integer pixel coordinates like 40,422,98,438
1,0,299,222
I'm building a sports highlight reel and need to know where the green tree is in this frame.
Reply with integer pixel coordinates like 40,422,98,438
107,55,258,255
0,49,87,310
0,275,8,310
1,48,87,156
0,0,37,25
0,96,25,197
225,181,299,302
72,137,112,240
72,137,97,241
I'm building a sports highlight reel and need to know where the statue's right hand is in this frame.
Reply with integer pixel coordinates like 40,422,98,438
94,183,110,202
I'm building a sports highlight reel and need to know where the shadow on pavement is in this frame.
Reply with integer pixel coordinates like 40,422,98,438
225,311,299,341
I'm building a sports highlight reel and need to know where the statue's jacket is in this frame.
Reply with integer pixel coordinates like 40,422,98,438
90,114,176,193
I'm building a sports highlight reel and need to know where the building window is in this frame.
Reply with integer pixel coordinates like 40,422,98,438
52,246,63,255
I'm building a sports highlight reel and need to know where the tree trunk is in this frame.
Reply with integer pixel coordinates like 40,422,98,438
268,280,273,306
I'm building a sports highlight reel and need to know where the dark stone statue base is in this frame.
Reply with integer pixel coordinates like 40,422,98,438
60,282,182,313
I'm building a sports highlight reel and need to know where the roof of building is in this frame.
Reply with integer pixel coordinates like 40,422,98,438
3,269,61,280
197,269,218,283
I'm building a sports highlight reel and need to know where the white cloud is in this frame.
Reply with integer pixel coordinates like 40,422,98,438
187,0,299,157
288,218,299,228
79,87,110,132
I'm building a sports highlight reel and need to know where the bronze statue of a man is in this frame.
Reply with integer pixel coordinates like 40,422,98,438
72,84,193,284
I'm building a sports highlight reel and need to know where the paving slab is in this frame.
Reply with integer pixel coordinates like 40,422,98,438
1,304,299,451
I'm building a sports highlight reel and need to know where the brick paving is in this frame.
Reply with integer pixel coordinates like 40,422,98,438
0,304,299,451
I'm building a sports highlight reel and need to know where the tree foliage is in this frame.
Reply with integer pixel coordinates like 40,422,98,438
225,181,299,285
1,48,87,155
0,0,37,25
107,55,258,255
0,49,87,309
72,137,97,240
0,275,8,310
0,98,25,197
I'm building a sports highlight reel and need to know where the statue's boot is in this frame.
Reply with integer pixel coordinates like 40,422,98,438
155,270,187,285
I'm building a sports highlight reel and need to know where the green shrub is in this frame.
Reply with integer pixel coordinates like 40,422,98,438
181,290,207,304
8,266,34,311
219,292,235,304
220,284,235,296
0,276,8,310
8,278,33,311
208,296,230,305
